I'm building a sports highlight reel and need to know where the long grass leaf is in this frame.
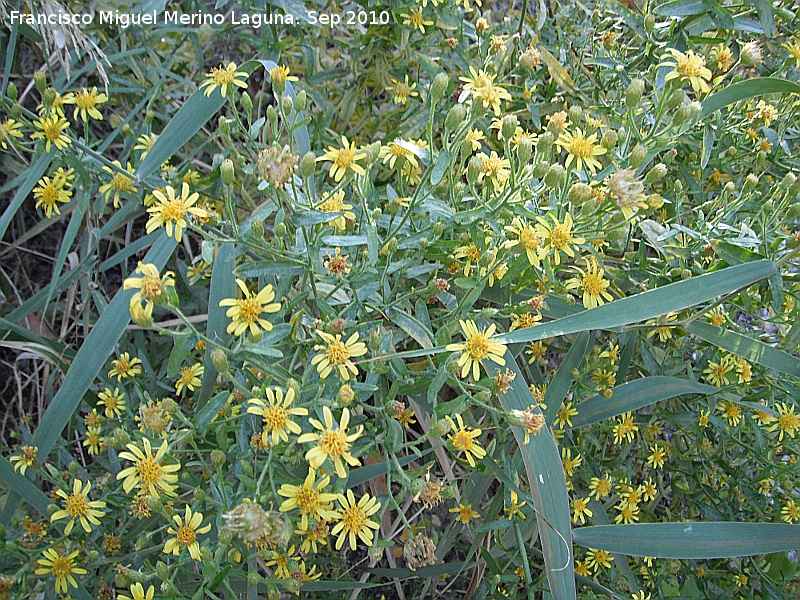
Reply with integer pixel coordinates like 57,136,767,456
699,78,800,120
544,331,590,426
0,152,54,242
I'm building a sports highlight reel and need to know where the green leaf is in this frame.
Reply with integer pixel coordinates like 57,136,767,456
44,190,91,313
234,260,305,277
655,0,707,16
686,321,800,377
0,456,51,518
430,150,451,186
0,152,53,242
195,391,232,434
753,0,776,36
573,523,800,559
388,308,434,349
320,235,368,246
497,349,575,600
494,261,777,345
572,377,719,428
700,78,800,121
0,234,177,526
711,239,762,264
544,331,590,426
291,210,340,226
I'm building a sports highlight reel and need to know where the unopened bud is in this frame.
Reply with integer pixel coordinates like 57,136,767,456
218,526,233,545
6,82,17,101
626,79,645,109
9,103,21,120
266,106,278,135
467,154,484,184
544,163,566,189
568,105,582,123
721,182,736,204
644,13,655,33
445,104,467,134
241,91,253,115
532,162,549,179
43,87,56,109
431,72,449,104
211,449,226,468
281,94,293,115
672,101,701,127
250,218,264,239
501,115,518,141
517,135,533,164
629,144,648,169
210,348,229,373
220,159,235,185
299,151,316,178
742,173,758,195
365,141,381,164
34,70,47,93
601,129,618,150
294,89,307,112
432,418,451,438
269,66,286,96
644,163,667,185
779,173,797,193
568,182,592,204
536,131,555,154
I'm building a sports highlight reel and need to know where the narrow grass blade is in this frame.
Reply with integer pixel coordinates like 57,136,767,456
573,523,800,559
0,457,51,518
497,349,575,600
0,152,54,242
0,233,177,526
494,261,777,345
699,78,800,120
198,243,235,407
686,321,800,377
44,189,91,313
572,377,718,428
544,331,590,426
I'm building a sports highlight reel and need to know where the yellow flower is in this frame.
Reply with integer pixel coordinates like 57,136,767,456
98,160,137,208
458,66,511,115
479,150,511,191
33,167,75,218
446,413,486,467
754,100,778,129
218,282,279,340
572,497,593,525
586,548,613,572
316,135,366,182
783,40,800,68
535,213,585,265
50,478,106,535
574,559,591,577
659,48,712,93
296,519,331,554
117,438,181,497
445,319,506,381
453,243,481,276
175,363,204,395
9,445,38,476
556,128,607,174
646,443,668,469
109,352,143,381
614,501,640,524
0,117,24,149
269,64,298,87
589,475,613,500
123,262,175,321
310,330,368,381
134,133,158,156
164,506,211,560
97,387,126,418
119,582,155,600
735,357,752,383
247,386,307,446
599,342,619,364
35,548,86,594
278,468,340,530
31,115,71,152
379,139,420,171
781,499,800,523
200,62,249,98
316,189,355,230
505,490,527,520
555,401,578,428
145,182,207,242
703,356,734,387
565,258,613,309
612,412,638,444
449,502,480,525
401,8,434,34
769,402,800,441
331,490,381,550
645,312,678,343
561,447,582,477
298,406,363,478
504,216,543,267
83,427,103,455
388,75,419,105
463,127,485,152
65,86,107,122
265,545,298,579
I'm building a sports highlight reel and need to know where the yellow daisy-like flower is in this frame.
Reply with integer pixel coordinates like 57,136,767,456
0,117,24,149
445,319,506,381
31,115,71,152
97,387,126,418
65,86,107,122
200,62,249,98
83,427,103,455
572,497,593,525
9,445,38,475
175,363,204,396
504,216,543,267
50,479,106,535
117,438,180,497
123,261,175,322
33,167,75,218
164,506,211,560
659,48,712,93
35,548,86,594
646,443,668,469
316,135,366,182
108,352,143,381
278,468,340,530
561,447,582,476
535,212,585,266
388,75,419,105
589,475,613,500
703,356,734,387
331,490,381,551
612,412,638,444
556,128,607,175
145,182,207,242
781,499,800,524
446,413,486,467
769,402,800,441
505,490,527,520
449,502,480,525
555,401,578,429
99,161,137,208
479,150,511,191
565,258,613,309
298,406,363,478
247,385,307,446
401,8,434,34
311,330,368,381
265,545,298,579
134,133,158,157
119,582,155,600
463,127,485,152
316,189,356,230
379,139,420,171
269,64,299,87
219,278,281,337
586,548,614,572
783,40,800,68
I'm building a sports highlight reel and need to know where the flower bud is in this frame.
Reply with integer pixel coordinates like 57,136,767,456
467,154,484,184
42,87,57,109
210,348,229,373
281,94,293,115
532,162,549,179
431,72,449,104
241,91,253,115
365,140,382,165
269,67,286,96
626,79,645,109
544,163,566,189
644,163,667,185
337,384,355,406
34,71,48,94
681,269,692,280
6,82,17,101
501,115,518,141
474,390,491,404
740,41,763,66
517,135,533,165
741,173,758,195
628,144,648,169
536,131,555,154
672,101,701,127
599,129,617,151
211,449,226,468
250,217,264,239
568,182,592,204
274,222,287,237
445,104,467,134
371,208,382,222
220,158,235,185
779,173,797,193
9,103,21,120
294,90,306,112
432,418,451,438
644,13,655,33
156,561,169,581
299,151,316,178
266,105,278,135
568,105,582,123
664,89,685,112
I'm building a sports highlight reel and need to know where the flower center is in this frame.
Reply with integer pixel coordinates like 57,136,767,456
550,225,571,249
465,245,481,262
519,226,540,250
395,83,412,98
335,148,355,169
179,367,196,385
342,506,367,533
51,557,72,576
75,92,95,109
44,121,62,141
582,272,605,295
452,430,475,452
325,340,350,365
678,51,705,77
212,68,235,86
319,429,348,457
567,135,594,158
320,196,345,212
136,457,163,486
160,199,186,221
111,173,135,192
42,184,59,204
176,525,197,546
295,486,320,513
105,396,119,410
464,333,490,361
238,297,262,323
65,493,89,517
140,275,164,299
262,405,288,431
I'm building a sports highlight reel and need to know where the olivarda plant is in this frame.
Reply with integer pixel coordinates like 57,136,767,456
1,0,800,598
